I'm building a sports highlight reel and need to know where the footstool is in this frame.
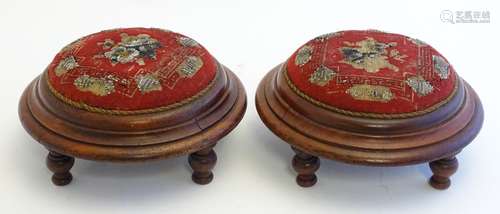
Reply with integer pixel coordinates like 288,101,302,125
255,30,483,189
19,28,246,186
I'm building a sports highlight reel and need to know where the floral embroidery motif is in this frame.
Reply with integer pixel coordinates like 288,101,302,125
309,65,336,86
46,28,219,113
55,56,78,76
103,33,161,65
178,37,199,47
74,75,115,96
339,37,406,73
135,74,162,93
346,84,394,102
284,30,458,117
62,34,206,97
295,45,313,66
406,76,434,96
176,56,203,78
432,55,450,79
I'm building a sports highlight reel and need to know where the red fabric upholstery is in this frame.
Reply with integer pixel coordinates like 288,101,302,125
286,30,457,115
47,28,217,111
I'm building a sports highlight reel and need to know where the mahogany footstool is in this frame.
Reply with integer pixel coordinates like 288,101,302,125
255,30,483,189
19,28,246,186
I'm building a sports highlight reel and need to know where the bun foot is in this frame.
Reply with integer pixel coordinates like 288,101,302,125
429,156,458,190
189,145,217,185
292,146,320,187
46,151,75,186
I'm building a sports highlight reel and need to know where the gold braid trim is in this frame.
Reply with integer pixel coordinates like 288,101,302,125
283,67,459,119
45,70,218,115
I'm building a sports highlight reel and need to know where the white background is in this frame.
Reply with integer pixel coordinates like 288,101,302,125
1,0,499,213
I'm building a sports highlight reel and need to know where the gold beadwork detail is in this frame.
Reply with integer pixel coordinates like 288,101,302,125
346,84,393,102
432,55,450,79
176,56,203,78
73,75,115,96
309,65,336,86
135,73,162,93
295,45,313,66
55,56,78,77
406,76,434,96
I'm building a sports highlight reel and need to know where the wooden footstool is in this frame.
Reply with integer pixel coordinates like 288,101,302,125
19,28,246,186
255,30,483,189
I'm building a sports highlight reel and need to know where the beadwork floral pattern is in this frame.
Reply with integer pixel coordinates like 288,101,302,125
346,84,394,102
285,30,457,115
46,28,217,112
339,37,407,73
406,76,434,96
103,33,161,65
55,56,78,76
432,55,450,79
295,45,313,66
73,75,115,96
309,65,336,86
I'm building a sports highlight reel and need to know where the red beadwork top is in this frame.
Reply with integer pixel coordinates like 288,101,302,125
46,28,217,113
285,30,457,116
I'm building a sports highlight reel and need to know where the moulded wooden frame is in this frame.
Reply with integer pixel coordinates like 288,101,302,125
255,64,483,189
19,63,247,186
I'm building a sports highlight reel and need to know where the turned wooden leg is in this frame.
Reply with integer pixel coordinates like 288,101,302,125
429,156,458,190
46,151,75,186
292,146,320,187
189,145,217,185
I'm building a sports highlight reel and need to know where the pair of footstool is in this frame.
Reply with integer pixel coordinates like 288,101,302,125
19,28,483,190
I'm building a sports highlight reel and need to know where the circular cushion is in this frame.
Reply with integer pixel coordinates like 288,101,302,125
46,28,217,113
285,30,457,116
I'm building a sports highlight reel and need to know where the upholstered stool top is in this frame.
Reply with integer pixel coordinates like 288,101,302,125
285,30,457,117
46,27,217,113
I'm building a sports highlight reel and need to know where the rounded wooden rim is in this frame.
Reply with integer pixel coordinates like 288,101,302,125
19,68,247,161
255,66,483,165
